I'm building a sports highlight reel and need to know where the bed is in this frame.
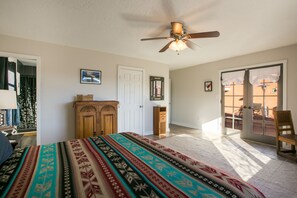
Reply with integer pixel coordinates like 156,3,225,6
0,132,265,198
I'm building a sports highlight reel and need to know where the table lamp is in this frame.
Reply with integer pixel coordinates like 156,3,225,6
0,90,17,126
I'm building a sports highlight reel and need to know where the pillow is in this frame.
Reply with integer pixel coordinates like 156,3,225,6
0,132,13,165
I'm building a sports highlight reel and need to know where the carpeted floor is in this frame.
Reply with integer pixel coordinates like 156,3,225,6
151,124,297,198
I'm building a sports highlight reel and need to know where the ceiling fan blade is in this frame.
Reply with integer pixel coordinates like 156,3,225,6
183,40,195,50
148,24,171,38
187,31,220,39
159,40,174,53
187,40,201,49
140,37,169,41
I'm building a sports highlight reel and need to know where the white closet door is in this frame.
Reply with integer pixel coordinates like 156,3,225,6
118,66,144,135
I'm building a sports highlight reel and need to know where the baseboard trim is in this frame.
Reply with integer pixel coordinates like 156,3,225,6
144,131,153,136
170,121,200,130
144,129,170,136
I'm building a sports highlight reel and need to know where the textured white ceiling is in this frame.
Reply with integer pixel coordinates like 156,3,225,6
0,0,297,70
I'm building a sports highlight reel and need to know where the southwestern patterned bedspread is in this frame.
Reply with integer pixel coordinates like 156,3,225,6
0,132,265,198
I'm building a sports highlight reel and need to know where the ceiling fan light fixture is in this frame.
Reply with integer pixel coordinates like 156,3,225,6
169,40,188,52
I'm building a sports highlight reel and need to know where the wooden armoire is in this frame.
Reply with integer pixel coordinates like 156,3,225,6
73,101,119,138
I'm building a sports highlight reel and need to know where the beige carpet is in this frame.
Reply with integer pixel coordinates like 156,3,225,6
155,133,297,198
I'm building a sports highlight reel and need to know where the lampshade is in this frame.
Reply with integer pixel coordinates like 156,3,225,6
0,90,17,109
169,40,188,52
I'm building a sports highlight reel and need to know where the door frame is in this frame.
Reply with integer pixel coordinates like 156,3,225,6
117,65,145,135
0,51,41,145
219,60,287,139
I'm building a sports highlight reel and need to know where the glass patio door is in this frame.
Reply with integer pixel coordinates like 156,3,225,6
222,70,245,133
222,64,283,145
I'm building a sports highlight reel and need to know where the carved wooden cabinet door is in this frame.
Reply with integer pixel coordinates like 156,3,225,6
100,105,118,135
77,105,97,139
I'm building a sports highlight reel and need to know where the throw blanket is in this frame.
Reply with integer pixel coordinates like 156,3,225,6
0,132,265,198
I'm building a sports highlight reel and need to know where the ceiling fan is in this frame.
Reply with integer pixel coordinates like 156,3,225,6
140,22,220,53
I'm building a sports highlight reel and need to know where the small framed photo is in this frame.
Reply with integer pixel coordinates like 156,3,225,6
80,69,101,84
204,81,212,92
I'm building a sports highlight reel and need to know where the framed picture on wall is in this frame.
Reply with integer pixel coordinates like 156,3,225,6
80,69,101,84
204,81,212,92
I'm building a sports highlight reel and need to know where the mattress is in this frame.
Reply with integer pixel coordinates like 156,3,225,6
0,132,265,198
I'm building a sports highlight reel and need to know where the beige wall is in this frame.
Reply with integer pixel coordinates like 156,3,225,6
0,34,169,144
170,44,297,130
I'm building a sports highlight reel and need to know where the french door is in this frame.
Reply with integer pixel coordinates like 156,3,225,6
222,64,284,145
118,66,144,135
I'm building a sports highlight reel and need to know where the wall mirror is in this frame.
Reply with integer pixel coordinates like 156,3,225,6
150,76,164,100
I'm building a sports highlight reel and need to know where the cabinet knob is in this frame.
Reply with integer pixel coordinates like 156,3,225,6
139,105,143,108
